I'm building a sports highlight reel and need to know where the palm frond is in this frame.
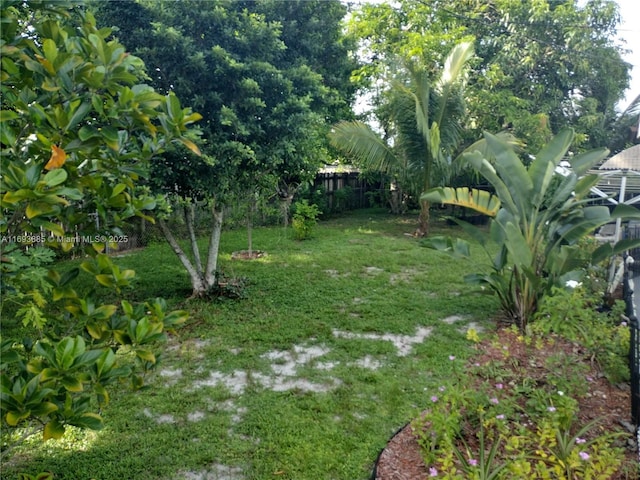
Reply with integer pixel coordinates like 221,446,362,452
434,41,474,125
328,121,397,173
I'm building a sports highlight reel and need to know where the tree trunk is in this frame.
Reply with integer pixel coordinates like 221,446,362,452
204,205,223,287
247,195,255,256
416,200,430,237
184,204,203,276
158,218,206,296
281,195,293,229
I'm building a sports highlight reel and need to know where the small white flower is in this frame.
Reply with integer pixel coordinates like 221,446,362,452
557,391,564,396
565,280,582,289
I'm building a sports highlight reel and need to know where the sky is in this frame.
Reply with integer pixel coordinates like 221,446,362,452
615,0,640,112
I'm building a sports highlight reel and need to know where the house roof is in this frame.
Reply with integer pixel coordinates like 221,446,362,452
599,144,640,171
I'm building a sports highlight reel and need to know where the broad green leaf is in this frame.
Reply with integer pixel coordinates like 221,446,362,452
43,168,67,187
503,222,532,267
529,128,573,206
135,348,156,364
65,101,91,132
6,410,30,426
61,375,83,392
0,110,19,122
31,401,58,417
95,274,115,288
43,418,65,440
42,38,58,63
571,147,610,177
55,336,86,370
485,131,533,217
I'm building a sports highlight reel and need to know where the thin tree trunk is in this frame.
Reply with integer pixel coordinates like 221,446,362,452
184,204,203,276
416,200,430,237
281,195,293,229
158,218,206,295
247,195,254,256
204,205,223,287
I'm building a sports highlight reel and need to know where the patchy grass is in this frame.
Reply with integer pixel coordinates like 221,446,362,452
3,209,500,480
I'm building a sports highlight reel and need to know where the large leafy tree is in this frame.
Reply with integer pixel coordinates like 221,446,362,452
330,41,475,236
92,0,356,294
346,0,630,156
0,0,198,452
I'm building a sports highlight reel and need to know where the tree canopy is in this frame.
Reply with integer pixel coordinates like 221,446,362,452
347,0,630,155
91,0,358,295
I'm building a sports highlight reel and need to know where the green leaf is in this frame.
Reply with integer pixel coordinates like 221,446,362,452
69,412,104,430
43,418,65,440
55,336,86,370
95,274,115,288
0,110,19,122
65,101,91,132
61,375,83,392
135,348,156,363
6,410,30,426
43,168,67,187
485,131,533,217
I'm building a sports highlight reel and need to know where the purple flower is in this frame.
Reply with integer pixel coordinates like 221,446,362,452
495,383,504,390
468,458,478,466
496,414,505,420
621,321,628,327
490,397,499,405
576,437,586,444
449,355,456,361
579,451,590,461
547,406,556,412
431,395,439,403
429,466,438,477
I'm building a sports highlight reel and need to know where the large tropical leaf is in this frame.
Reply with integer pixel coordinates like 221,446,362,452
528,128,573,207
484,131,533,217
422,187,500,216
463,150,518,216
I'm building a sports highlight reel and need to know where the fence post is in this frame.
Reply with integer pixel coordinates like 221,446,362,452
623,253,640,428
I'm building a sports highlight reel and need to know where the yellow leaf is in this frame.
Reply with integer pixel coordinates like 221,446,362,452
177,137,201,156
44,145,66,170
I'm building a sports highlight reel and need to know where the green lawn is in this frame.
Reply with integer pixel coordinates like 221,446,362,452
3,209,500,480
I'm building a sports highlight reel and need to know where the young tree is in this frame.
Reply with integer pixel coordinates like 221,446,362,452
1,0,198,451
330,41,475,236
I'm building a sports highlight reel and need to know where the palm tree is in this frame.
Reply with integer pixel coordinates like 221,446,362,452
329,41,474,236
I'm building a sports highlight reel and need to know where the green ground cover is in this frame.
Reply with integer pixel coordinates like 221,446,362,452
3,209,500,479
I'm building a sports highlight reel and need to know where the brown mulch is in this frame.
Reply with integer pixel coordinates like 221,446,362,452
231,250,265,260
374,327,639,479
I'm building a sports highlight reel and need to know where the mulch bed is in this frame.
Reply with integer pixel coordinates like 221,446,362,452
373,327,638,479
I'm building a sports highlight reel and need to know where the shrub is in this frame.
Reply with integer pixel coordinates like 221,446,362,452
292,200,320,240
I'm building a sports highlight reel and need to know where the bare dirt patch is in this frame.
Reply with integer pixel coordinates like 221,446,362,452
332,326,433,357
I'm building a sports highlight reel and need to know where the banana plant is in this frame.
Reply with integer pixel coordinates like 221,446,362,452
422,128,640,331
